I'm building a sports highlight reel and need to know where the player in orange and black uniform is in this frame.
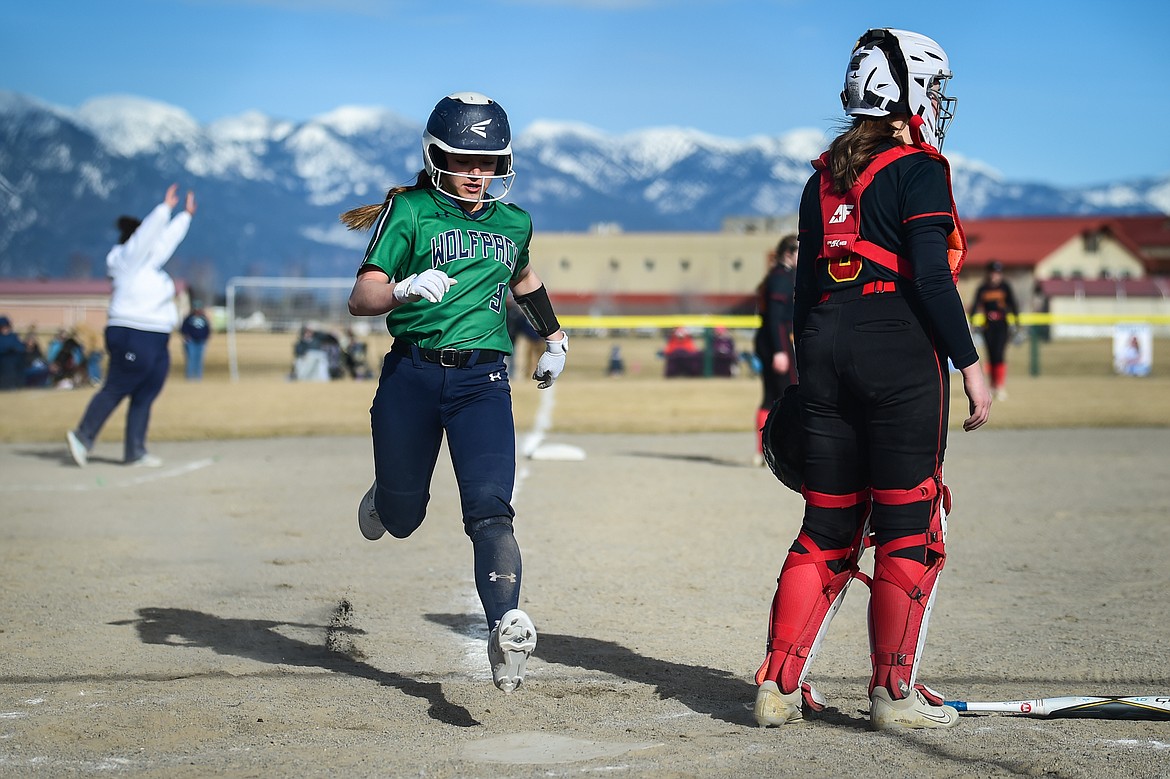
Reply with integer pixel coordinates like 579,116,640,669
752,28,991,732
752,234,799,465
969,261,1019,400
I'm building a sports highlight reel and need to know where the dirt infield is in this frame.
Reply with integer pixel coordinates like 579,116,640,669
2,419,1169,777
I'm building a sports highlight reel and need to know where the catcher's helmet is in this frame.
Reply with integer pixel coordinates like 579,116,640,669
842,28,956,149
422,92,515,203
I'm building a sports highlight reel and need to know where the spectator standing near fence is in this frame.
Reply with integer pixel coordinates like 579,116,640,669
342,92,568,695
752,28,990,731
66,183,196,468
180,301,211,381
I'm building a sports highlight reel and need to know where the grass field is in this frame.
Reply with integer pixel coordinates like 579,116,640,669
2,331,1167,444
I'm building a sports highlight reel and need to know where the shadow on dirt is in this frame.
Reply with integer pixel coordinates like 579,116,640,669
424,611,864,728
112,605,479,728
624,451,746,468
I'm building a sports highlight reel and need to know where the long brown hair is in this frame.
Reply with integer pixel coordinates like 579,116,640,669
339,169,434,231
825,116,903,194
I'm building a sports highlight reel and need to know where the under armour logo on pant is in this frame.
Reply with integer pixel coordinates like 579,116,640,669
489,372,502,382
488,571,516,582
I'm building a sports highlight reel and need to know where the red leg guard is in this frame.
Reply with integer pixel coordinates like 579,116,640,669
756,408,770,454
868,553,942,696
992,363,1007,389
756,523,868,693
867,475,948,698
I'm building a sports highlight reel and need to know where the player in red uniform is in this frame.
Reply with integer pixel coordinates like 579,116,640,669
969,261,1020,400
752,28,991,731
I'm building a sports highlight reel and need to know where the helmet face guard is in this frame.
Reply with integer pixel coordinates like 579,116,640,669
927,79,957,148
842,28,956,149
423,148,515,204
422,92,516,204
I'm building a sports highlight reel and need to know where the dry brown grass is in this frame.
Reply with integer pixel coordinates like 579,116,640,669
2,332,1167,444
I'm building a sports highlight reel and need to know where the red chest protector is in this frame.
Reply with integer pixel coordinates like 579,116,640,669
813,143,966,285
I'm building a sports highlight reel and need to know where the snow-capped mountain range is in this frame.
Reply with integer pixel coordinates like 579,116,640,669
2,90,1168,289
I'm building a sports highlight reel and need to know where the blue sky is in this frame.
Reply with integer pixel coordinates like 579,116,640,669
3,0,1167,188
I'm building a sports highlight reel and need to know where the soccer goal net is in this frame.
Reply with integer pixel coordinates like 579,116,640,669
224,276,386,382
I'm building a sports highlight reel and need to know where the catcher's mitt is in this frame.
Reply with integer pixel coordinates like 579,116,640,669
762,383,805,493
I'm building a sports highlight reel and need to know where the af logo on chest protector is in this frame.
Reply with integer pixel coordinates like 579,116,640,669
828,204,854,224
814,145,967,285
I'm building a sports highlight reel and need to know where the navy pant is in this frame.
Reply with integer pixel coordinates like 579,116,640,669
369,346,521,629
75,326,171,463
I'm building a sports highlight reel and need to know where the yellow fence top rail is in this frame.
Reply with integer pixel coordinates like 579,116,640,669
560,313,1170,330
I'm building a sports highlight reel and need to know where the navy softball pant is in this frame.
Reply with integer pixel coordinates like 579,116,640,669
75,325,170,463
795,289,950,554
368,345,520,628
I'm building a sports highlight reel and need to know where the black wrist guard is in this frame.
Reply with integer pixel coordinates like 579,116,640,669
514,285,561,338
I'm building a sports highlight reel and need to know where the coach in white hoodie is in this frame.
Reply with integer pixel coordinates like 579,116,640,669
66,183,196,467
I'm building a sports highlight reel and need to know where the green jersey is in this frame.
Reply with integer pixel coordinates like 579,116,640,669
359,188,533,352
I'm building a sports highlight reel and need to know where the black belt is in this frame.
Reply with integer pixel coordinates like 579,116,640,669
390,340,503,368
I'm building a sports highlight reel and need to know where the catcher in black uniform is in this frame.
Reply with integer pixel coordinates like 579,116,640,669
753,27,992,731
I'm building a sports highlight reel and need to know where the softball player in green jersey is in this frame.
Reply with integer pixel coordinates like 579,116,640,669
344,92,567,694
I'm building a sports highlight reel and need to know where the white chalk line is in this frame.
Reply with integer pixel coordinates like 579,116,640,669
1102,739,1170,751
0,458,217,492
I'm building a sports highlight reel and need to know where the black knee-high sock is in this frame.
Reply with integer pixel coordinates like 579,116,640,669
470,520,522,630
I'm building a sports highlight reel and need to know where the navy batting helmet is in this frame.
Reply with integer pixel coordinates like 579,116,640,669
422,92,515,203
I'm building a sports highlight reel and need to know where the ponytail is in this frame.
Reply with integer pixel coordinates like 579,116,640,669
340,169,434,231
825,116,904,194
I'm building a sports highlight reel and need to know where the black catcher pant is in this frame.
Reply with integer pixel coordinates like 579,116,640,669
795,288,950,554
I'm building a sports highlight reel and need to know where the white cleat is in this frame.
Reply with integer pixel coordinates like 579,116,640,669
488,609,537,693
127,453,163,468
753,681,802,727
870,686,959,730
66,430,88,467
358,483,385,541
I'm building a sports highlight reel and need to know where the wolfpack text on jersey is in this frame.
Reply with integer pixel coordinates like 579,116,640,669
430,228,519,272
359,188,532,353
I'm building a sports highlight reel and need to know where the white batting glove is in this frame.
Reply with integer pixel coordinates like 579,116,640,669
533,333,568,389
393,269,457,304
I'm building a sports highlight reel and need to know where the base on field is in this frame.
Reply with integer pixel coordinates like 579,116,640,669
527,443,586,461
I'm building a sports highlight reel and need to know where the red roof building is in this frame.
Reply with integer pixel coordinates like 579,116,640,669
958,216,1170,332
962,215,1170,279
0,278,189,335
